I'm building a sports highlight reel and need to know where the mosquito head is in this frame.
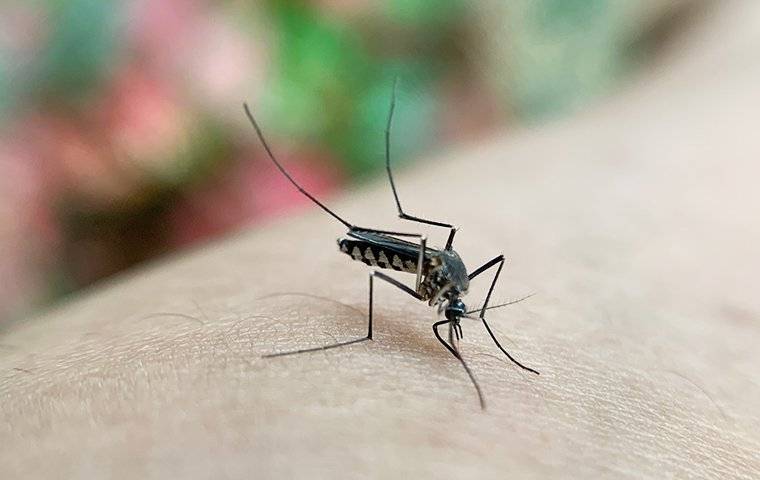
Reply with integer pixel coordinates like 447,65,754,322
445,298,467,321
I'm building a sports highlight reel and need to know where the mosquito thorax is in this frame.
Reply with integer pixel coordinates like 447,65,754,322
422,249,470,304
439,249,469,293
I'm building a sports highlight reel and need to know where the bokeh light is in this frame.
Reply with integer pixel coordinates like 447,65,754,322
0,0,695,321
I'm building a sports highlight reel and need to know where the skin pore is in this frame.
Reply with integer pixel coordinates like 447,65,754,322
2,3,760,478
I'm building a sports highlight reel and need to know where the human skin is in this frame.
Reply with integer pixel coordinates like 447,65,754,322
2,4,760,479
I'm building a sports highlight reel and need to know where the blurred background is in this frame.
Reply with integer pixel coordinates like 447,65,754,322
0,0,701,322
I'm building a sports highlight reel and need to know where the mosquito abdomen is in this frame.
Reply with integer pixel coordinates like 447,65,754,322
337,238,418,273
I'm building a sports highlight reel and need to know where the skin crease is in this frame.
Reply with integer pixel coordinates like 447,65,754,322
2,3,760,479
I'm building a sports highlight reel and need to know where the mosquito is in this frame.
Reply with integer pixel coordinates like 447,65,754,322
243,80,538,409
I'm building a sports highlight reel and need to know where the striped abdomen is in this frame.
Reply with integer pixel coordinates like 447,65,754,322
338,236,421,273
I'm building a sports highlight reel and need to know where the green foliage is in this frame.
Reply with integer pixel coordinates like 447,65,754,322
345,66,437,177
267,2,370,137
37,0,125,105
504,0,633,120
265,2,440,176
386,0,466,29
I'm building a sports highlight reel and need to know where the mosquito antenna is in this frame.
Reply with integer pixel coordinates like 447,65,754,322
385,76,403,215
465,293,536,315
243,103,353,229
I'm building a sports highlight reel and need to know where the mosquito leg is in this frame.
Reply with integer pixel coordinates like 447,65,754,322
244,103,354,230
367,270,422,339
261,337,369,358
468,255,540,375
433,319,485,409
415,235,426,293
246,101,446,246
384,78,457,250
262,271,421,358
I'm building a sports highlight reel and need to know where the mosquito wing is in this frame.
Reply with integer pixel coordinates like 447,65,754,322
338,230,439,273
